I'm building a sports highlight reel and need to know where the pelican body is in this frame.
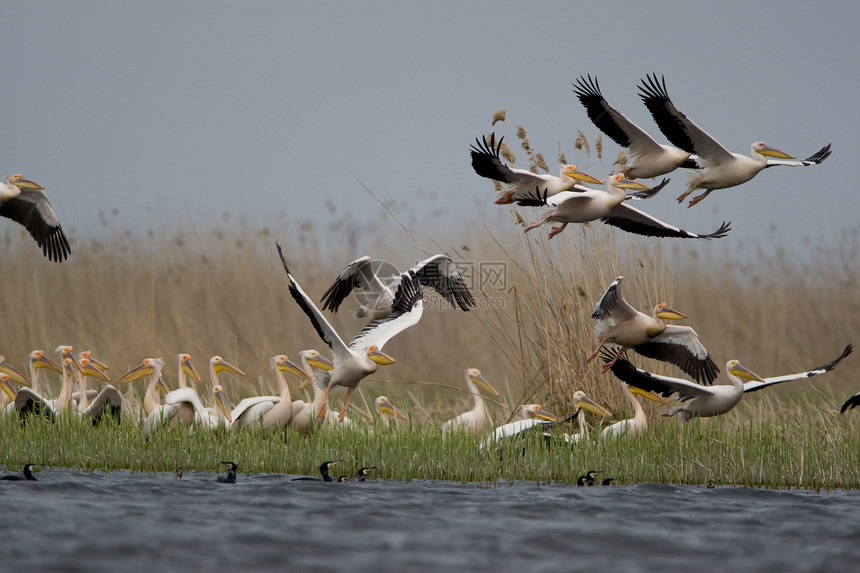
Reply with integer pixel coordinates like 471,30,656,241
441,368,500,434
1,174,70,261
481,404,558,451
601,382,667,439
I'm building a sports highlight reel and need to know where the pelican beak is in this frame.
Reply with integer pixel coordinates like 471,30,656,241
575,394,612,417
656,306,687,320
368,347,395,366
757,144,795,159
156,376,170,394
0,358,31,387
181,357,202,383
212,358,246,377
532,407,558,422
60,349,83,373
379,399,408,420
117,362,155,383
307,355,335,371
84,355,110,372
470,372,500,397
214,386,232,422
0,377,16,400
12,177,45,191
564,166,601,185
84,361,111,382
728,362,765,383
278,358,309,378
629,386,668,405
33,356,63,375
612,176,653,192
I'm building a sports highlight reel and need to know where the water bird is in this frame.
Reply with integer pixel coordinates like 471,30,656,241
481,404,559,451
572,74,698,179
1,464,38,481
0,174,70,261
230,355,308,433
286,349,339,433
117,357,182,437
441,369,500,435
164,356,239,429
470,134,602,204
321,254,475,320
216,461,237,483
175,467,183,480
577,470,603,486
637,74,832,207
336,467,376,482
587,276,718,385
15,350,80,420
278,242,424,423
841,392,860,414
517,174,730,240
292,461,341,482
558,391,613,444
602,345,853,421
0,354,39,414
72,357,122,425
375,395,408,425
600,382,667,439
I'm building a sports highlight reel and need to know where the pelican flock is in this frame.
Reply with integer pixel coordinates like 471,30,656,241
4,71,855,491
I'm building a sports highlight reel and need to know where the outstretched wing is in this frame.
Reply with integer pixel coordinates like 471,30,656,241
319,256,372,313
746,344,853,393
0,188,70,262
591,276,637,321
350,270,424,353
601,350,711,402
412,254,475,311
764,143,832,168
602,204,731,240
635,324,719,385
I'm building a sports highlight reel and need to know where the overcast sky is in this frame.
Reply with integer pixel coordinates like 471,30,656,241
3,1,857,261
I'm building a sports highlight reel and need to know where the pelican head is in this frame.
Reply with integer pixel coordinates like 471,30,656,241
212,384,233,422
628,385,669,405
155,376,170,394
179,354,202,383
79,351,109,372
29,350,63,375
572,391,612,417
210,356,246,377
521,404,558,422
55,345,83,373
367,345,395,366
608,173,652,192
727,360,765,383
0,374,16,401
654,302,687,320
81,358,111,382
752,142,795,160
3,174,44,190
0,356,31,387
466,368,500,396
562,165,602,185
117,357,165,383
304,350,335,371
375,395,408,420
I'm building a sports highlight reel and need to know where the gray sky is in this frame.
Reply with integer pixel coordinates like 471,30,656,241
3,1,857,259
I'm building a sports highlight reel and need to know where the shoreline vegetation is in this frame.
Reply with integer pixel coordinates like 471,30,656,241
1,128,858,489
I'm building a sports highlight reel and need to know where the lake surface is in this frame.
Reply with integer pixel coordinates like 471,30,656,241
2,468,858,572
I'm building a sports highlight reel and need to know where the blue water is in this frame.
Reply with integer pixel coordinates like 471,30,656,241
1,469,858,572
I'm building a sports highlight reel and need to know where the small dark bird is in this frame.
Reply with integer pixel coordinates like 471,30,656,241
216,461,237,483
338,466,377,482
292,461,341,482
175,467,183,480
1,464,38,481
600,477,615,486
577,470,615,486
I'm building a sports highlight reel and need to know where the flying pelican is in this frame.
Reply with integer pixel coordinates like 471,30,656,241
277,243,424,423
518,173,730,240
601,382,667,439
216,461,238,483
841,393,860,414
559,391,613,444
321,254,475,320
291,461,341,482
117,357,182,437
374,395,408,425
164,356,239,429
470,134,602,204
286,349,338,433
441,368,500,434
572,74,697,179
73,357,122,424
603,345,853,421
637,74,832,207
231,355,311,433
0,174,71,261
1,464,38,481
480,403,558,450
586,276,718,385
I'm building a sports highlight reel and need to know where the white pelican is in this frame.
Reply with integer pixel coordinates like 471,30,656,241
287,349,340,433
0,174,70,261
572,74,697,179
518,173,730,240
637,74,832,207
117,357,181,437
230,355,308,433
321,254,475,320
164,356,239,429
603,345,853,421
601,382,667,439
586,276,718,385
441,368,500,434
470,134,602,204
559,391,613,444
277,243,424,423
73,357,122,424
0,374,16,411
14,347,81,419
375,395,408,425
481,403,558,450
0,356,32,414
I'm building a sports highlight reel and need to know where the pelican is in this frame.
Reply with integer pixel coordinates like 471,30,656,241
0,174,70,261
0,375,16,412
559,391,613,444
321,254,475,320
441,368,500,434
230,355,309,433
480,403,558,450
603,345,853,421
73,357,122,424
601,382,667,439
277,243,424,423
286,349,340,433
14,348,81,419
164,356,239,429
0,356,32,414
518,173,730,240
586,276,718,385
117,357,180,437
216,461,237,483
375,395,408,425
1,464,38,481
841,393,860,414
638,74,832,207
572,74,697,179
292,461,340,482
470,134,602,204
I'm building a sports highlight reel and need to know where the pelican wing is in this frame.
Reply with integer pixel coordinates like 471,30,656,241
601,350,711,402
349,270,424,353
572,74,664,156
481,418,552,450
14,388,58,420
745,344,853,393
638,74,733,169
0,189,71,262
842,393,860,414
470,134,542,186
591,276,637,320
763,143,832,168
412,254,476,311
601,204,732,240
276,242,352,361
81,386,122,424
634,324,719,384
319,256,372,313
